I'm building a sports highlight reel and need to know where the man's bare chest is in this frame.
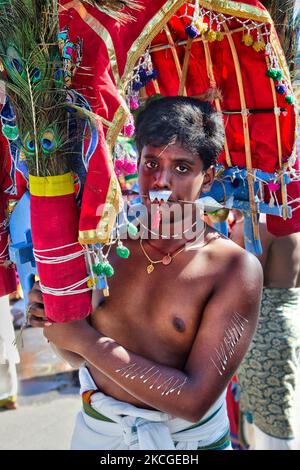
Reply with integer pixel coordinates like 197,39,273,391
91,248,213,366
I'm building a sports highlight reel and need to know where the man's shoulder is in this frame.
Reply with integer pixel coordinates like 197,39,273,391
202,231,263,288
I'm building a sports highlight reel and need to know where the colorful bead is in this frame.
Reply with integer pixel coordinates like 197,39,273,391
150,69,158,80
242,34,254,46
103,263,114,278
266,68,277,79
266,68,282,81
206,30,217,42
92,263,103,275
285,95,294,105
87,276,98,288
124,121,135,137
185,25,199,39
127,222,138,237
268,181,280,192
129,96,139,110
116,245,130,259
252,41,265,52
132,80,143,91
275,84,286,95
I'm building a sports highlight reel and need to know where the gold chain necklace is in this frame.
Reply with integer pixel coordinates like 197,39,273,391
140,224,206,274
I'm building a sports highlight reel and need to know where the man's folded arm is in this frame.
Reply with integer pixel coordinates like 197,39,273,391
45,251,262,422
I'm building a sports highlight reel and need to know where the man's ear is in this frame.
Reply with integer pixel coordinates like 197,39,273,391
201,166,215,193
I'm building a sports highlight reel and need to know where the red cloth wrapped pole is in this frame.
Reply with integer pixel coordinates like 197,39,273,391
0,193,16,296
29,173,92,323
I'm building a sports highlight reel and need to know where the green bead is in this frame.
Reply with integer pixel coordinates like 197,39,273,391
285,95,294,105
92,264,101,275
2,124,19,141
266,68,281,80
116,245,130,259
127,223,138,237
103,263,114,278
92,263,102,275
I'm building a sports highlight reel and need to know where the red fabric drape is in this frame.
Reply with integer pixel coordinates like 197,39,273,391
0,133,17,296
0,193,17,297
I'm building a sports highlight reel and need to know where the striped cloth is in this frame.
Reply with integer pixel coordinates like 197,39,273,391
70,367,231,450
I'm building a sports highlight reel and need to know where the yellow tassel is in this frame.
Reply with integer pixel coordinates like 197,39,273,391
216,31,225,41
252,41,265,52
242,34,254,46
206,30,217,42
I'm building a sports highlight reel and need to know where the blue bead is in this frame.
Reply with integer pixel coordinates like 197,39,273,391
275,84,286,95
185,25,199,39
150,69,158,80
138,68,148,81
132,81,144,91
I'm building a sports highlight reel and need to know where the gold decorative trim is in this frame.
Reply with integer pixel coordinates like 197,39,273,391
119,0,185,93
199,0,271,23
106,104,129,150
78,173,121,244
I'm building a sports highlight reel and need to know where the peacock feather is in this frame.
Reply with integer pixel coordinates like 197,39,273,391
0,0,71,177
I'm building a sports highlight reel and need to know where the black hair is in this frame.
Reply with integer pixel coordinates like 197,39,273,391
135,96,224,170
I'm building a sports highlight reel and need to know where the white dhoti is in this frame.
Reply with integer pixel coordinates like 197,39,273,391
71,367,231,450
0,295,19,405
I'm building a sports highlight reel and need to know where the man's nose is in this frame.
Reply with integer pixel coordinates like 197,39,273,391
153,169,171,189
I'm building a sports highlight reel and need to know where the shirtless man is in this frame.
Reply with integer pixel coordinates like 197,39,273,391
231,211,300,449
28,97,263,450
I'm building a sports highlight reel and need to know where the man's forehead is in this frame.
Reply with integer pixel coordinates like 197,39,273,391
142,143,196,162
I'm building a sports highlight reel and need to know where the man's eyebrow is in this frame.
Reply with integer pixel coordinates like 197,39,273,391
173,157,196,165
143,154,196,164
143,153,160,159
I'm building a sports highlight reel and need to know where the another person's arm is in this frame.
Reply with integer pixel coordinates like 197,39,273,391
44,252,263,422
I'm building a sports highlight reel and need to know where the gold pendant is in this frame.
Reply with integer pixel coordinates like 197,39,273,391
147,264,154,274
